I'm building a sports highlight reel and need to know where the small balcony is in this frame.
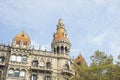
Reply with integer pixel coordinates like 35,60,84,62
9,61,27,65
7,77,26,80
62,68,75,75
30,66,53,73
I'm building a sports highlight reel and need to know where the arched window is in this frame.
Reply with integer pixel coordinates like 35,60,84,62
46,62,51,69
14,70,20,77
61,46,64,53
54,48,56,53
65,64,69,70
45,76,51,80
22,55,27,63
0,57,4,62
32,60,38,66
16,55,22,62
31,74,37,80
65,47,67,53
8,69,14,77
20,70,26,78
57,46,59,53
10,54,16,61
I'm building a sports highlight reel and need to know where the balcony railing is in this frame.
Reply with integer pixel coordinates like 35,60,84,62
7,77,26,80
31,66,53,72
62,68,75,75
10,61,27,65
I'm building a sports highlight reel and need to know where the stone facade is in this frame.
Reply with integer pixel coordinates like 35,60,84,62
0,19,74,80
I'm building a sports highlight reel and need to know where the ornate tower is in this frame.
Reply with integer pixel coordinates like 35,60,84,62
51,19,71,54
11,31,31,49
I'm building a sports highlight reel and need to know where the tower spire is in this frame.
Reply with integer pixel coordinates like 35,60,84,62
51,19,71,54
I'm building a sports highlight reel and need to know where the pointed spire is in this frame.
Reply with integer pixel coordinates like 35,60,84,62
51,19,71,54
58,18,63,24
57,18,65,29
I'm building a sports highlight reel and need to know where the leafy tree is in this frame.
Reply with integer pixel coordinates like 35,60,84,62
89,50,114,80
70,60,88,80
71,50,120,80
113,55,120,80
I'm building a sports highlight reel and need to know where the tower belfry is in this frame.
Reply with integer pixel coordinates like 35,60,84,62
51,19,71,54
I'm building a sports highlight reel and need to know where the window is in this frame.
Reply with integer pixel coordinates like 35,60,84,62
45,76,51,80
16,55,22,62
20,70,25,78
14,70,20,78
46,62,51,69
31,74,37,80
32,61,38,66
8,69,14,77
0,57,4,62
10,55,16,61
22,56,27,63
65,64,69,70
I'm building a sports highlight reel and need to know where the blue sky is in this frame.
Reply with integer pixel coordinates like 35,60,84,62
0,0,120,64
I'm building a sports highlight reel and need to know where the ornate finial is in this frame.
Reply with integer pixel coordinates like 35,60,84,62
58,18,63,24
57,18,65,29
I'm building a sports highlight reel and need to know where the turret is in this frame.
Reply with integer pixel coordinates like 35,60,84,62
51,19,71,54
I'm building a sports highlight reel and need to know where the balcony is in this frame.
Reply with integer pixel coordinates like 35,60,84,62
30,66,53,73
7,77,26,80
10,61,27,65
62,68,75,75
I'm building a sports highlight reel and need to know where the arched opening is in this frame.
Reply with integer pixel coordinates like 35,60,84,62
61,46,64,53
45,76,51,80
57,46,59,53
32,60,38,66
46,62,51,69
65,64,69,70
8,69,14,77
65,47,67,53
10,54,16,61
22,55,27,63
54,48,56,53
31,74,37,80
0,57,5,62
20,70,26,78
14,69,20,78
16,55,22,62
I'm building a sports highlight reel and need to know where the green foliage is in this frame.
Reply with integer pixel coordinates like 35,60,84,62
71,50,120,80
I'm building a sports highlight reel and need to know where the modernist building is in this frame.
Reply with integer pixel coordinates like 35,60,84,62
0,19,78,80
